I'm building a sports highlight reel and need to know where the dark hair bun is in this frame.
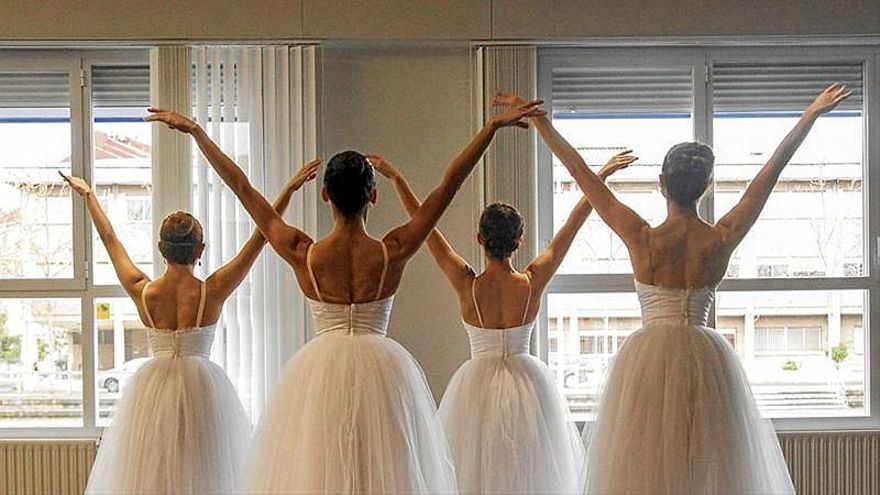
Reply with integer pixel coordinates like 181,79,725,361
323,151,375,218
158,211,203,265
479,203,524,259
661,142,715,206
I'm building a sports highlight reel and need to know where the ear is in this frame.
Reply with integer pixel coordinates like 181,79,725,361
658,174,668,198
321,187,330,203
369,187,378,205
196,242,206,259
477,232,485,246
516,231,525,249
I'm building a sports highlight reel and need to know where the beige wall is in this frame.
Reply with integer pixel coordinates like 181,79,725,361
1,0,877,41
321,43,477,398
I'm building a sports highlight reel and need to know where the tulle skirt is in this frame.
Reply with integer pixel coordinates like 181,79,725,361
440,353,585,495
244,332,457,494
583,323,795,495
85,356,251,495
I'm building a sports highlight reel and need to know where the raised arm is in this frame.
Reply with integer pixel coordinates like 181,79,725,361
206,160,319,302
145,108,315,264
525,151,637,292
383,100,545,261
370,155,474,291
716,83,851,248
60,173,149,297
495,93,651,251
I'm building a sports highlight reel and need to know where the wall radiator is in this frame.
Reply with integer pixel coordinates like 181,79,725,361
780,432,880,495
0,440,96,495
0,434,877,495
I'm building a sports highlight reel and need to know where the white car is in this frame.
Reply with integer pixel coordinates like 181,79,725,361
97,357,150,393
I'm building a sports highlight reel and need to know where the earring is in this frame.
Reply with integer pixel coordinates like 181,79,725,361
198,260,202,267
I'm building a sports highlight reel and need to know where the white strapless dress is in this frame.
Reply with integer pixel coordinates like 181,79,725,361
583,280,795,495
85,326,251,495
440,321,585,494
244,296,458,494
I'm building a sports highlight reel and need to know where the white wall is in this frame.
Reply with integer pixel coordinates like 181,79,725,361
1,0,877,41
321,43,477,398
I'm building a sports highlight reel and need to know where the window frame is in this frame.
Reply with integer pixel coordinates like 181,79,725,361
536,44,880,431
0,49,150,439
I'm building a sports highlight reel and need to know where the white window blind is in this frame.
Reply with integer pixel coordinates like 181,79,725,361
713,62,864,112
92,65,150,108
0,71,68,107
551,67,693,114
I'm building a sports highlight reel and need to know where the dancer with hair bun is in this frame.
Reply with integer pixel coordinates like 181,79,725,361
497,84,850,494
64,158,317,494
146,98,544,494
371,146,634,494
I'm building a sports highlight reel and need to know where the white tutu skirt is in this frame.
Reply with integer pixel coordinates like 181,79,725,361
244,332,457,494
440,353,585,495
583,323,795,495
85,356,251,495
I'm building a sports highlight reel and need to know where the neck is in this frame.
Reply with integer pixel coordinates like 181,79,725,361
484,255,516,274
163,262,195,278
331,214,368,236
666,199,700,220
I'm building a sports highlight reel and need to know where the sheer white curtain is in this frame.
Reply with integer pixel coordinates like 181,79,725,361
190,45,320,421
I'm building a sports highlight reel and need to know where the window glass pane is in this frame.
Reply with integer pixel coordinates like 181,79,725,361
0,71,74,279
550,67,693,275
716,290,866,418
547,292,641,421
95,297,149,425
91,65,153,285
714,84,864,279
0,298,82,427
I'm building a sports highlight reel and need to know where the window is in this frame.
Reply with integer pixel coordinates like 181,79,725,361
0,51,151,436
538,46,877,430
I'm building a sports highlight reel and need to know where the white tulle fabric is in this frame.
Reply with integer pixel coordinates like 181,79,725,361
440,321,585,494
582,280,795,495
85,326,251,495
244,296,458,494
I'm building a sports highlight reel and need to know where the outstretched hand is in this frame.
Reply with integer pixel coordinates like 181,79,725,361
598,150,638,180
365,154,399,179
489,97,545,129
144,107,199,133
806,83,851,115
492,92,529,109
58,171,92,196
286,159,322,191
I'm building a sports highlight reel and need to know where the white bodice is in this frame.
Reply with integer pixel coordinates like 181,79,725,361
462,320,532,358
635,279,714,327
308,296,394,336
147,325,216,359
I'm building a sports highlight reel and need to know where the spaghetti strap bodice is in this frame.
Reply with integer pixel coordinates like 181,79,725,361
141,281,214,358
306,241,393,336
466,275,533,358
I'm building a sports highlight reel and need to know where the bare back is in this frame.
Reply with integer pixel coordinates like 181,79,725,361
630,215,731,289
461,270,537,329
292,231,403,304
139,276,209,330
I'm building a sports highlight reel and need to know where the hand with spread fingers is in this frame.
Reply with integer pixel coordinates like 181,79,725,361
806,82,851,116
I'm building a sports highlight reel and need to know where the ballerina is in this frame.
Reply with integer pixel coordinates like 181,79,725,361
497,84,850,494
63,159,317,494
370,149,634,495
146,98,545,494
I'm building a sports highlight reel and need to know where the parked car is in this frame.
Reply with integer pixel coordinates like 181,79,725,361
97,358,150,393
